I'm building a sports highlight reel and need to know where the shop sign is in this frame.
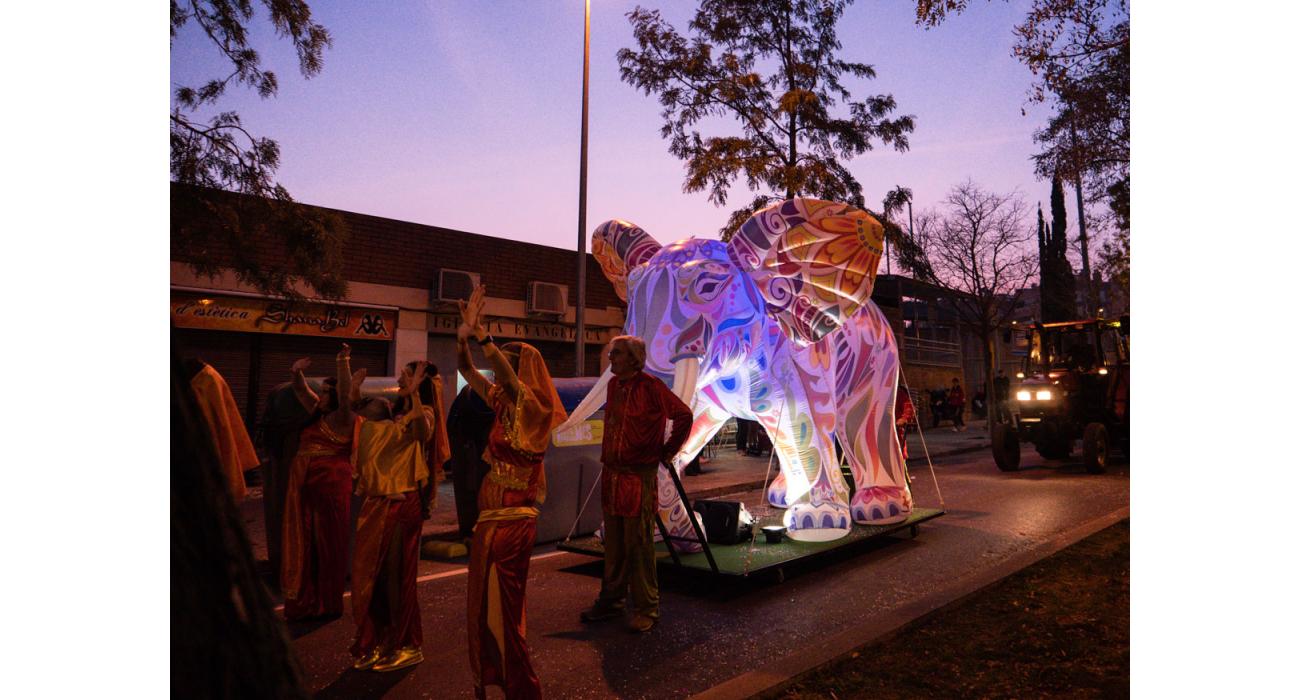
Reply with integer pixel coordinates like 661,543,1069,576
429,314,613,344
171,292,396,340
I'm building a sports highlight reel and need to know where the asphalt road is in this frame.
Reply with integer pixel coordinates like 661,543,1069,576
286,446,1130,699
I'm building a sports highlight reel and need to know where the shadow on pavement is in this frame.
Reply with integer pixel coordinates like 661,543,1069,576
1007,453,1132,480
284,615,341,640
314,665,418,700
559,530,934,601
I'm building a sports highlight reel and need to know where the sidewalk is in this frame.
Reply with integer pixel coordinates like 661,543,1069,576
236,420,991,562
687,418,992,502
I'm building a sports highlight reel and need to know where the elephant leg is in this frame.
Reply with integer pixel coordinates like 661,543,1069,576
766,465,788,508
654,395,731,553
764,363,852,542
832,305,913,525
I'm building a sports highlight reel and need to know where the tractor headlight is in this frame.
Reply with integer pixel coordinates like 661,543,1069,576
1016,390,1032,401
1035,389,1053,401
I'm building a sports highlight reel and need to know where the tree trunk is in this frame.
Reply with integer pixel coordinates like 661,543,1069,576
983,327,998,436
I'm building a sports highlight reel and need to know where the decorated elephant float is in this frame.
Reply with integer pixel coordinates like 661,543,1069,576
558,198,912,546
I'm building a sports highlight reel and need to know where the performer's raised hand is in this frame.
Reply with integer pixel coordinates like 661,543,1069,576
409,361,429,392
291,357,311,375
457,285,488,339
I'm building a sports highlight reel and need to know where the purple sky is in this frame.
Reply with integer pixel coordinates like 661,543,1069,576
171,0,1061,253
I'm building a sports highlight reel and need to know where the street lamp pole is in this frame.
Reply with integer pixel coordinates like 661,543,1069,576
574,0,591,376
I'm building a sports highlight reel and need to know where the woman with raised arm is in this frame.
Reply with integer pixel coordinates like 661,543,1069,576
349,360,449,673
281,344,360,621
392,360,451,519
458,286,566,700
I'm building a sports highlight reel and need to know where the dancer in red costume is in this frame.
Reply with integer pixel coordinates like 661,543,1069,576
281,344,360,621
458,286,567,700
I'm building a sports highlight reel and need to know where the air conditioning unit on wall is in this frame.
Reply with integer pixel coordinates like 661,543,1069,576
434,269,480,303
527,281,568,316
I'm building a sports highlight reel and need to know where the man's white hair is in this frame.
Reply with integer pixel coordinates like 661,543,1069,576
610,335,646,371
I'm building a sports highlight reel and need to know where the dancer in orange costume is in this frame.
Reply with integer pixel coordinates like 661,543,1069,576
458,286,566,700
186,359,260,500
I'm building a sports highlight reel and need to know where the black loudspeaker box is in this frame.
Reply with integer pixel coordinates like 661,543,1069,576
691,499,752,545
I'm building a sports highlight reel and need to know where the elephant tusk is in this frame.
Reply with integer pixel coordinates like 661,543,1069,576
553,368,614,434
671,357,701,404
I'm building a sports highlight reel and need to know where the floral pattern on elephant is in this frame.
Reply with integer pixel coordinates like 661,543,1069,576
573,198,911,546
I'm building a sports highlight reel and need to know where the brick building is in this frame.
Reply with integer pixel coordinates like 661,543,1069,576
171,185,626,428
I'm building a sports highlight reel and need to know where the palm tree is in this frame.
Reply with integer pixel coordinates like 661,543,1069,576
881,185,914,275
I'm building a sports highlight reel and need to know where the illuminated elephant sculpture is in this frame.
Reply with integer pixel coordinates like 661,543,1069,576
559,198,911,545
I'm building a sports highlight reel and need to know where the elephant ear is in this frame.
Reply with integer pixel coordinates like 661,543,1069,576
591,219,663,302
726,198,885,347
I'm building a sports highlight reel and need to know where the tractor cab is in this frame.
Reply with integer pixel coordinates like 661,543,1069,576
992,317,1129,473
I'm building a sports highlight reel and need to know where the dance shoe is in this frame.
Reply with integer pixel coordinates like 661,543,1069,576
352,648,385,670
627,614,657,633
372,647,424,672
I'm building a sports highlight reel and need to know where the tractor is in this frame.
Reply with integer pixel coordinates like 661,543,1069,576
991,317,1129,473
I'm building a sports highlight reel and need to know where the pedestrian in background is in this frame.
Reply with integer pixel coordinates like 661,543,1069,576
948,377,967,432
458,286,567,700
580,335,692,634
895,387,916,460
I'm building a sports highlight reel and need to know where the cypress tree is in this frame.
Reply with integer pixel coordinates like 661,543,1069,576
1039,176,1078,321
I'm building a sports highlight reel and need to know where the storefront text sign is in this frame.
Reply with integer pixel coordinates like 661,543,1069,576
429,314,613,344
171,293,396,340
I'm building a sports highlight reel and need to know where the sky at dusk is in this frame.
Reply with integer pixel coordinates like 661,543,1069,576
171,0,1064,253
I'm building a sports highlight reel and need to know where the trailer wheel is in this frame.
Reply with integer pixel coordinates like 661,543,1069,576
1082,422,1109,474
992,423,1021,471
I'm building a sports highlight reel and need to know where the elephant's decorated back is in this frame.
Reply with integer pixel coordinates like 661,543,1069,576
727,198,885,347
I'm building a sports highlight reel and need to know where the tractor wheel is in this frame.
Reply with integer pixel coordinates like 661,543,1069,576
992,423,1021,471
1082,422,1109,474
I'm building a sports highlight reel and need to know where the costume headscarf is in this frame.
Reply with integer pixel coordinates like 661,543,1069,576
189,363,259,500
499,342,567,454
